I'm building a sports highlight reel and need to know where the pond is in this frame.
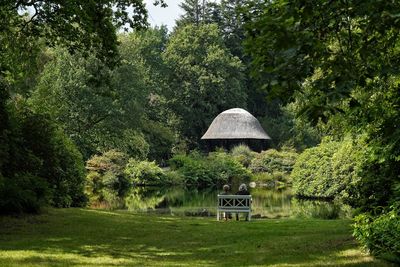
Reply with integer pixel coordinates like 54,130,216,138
113,185,352,220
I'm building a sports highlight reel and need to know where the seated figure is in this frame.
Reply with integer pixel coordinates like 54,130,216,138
236,183,250,221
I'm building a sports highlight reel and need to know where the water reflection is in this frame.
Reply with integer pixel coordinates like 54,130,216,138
116,186,352,219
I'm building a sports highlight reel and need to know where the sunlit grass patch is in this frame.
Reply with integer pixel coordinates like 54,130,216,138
0,208,393,266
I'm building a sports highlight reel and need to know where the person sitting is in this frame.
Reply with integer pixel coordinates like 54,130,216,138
220,184,232,220
236,183,250,221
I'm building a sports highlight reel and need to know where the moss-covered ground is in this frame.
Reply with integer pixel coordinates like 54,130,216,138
0,208,393,266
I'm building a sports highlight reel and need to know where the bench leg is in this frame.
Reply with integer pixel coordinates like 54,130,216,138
217,210,220,221
248,212,251,221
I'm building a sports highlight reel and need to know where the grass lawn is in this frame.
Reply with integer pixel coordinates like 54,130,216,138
0,208,393,267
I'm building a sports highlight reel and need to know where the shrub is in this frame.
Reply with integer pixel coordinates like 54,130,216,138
331,137,365,202
171,154,214,186
85,150,129,205
249,149,298,174
164,170,185,185
230,144,257,167
125,159,166,186
353,206,400,263
292,137,365,201
0,173,50,214
291,140,339,199
252,171,290,184
169,151,251,188
208,151,252,184
0,101,87,212
291,198,341,219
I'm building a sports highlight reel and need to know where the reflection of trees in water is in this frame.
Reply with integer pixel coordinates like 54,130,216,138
251,188,292,218
124,187,167,211
123,186,219,212
120,186,351,219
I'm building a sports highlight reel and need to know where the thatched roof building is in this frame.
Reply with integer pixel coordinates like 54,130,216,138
201,108,270,151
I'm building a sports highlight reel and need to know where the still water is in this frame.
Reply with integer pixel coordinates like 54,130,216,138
115,186,352,219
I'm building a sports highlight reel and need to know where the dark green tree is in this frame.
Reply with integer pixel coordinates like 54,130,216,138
243,0,400,212
0,0,157,213
175,0,221,27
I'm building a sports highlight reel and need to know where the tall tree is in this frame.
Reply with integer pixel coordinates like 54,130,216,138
30,48,147,158
175,0,220,28
117,27,177,162
163,24,246,146
0,1,157,212
243,0,400,211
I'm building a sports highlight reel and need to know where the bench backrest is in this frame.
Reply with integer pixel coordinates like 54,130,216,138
217,195,252,210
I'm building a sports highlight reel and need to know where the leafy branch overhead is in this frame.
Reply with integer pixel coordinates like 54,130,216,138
2,0,166,65
244,0,400,122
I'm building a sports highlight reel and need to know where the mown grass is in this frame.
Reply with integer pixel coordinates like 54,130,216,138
0,208,393,266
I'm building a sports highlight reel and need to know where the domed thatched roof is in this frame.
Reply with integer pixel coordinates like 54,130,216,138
201,108,271,140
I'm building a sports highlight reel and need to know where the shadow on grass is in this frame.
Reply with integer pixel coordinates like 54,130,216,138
0,208,394,266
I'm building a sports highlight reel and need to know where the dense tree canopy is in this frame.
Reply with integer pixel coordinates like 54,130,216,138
163,23,247,145
243,1,400,258
0,0,156,213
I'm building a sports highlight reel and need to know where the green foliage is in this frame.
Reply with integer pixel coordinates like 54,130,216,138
252,171,289,186
169,151,251,188
353,206,400,263
0,99,86,213
85,150,129,205
2,1,150,67
292,137,365,201
0,173,49,214
164,170,185,185
243,0,400,207
117,130,150,160
142,120,175,164
30,28,177,162
118,28,178,162
249,149,298,174
30,48,145,158
259,103,321,151
0,0,160,214
291,199,342,220
230,144,256,167
243,1,400,258
124,159,166,186
175,0,219,27
163,23,246,145
291,140,340,199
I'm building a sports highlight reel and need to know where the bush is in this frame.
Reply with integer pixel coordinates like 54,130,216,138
125,159,166,186
292,137,365,201
0,100,87,213
353,206,400,263
169,151,251,188
0,173,50,214
291,198,342,220
291,140,339,199
252,171,290,185
85,150,129,205
249,149,298,174
230,144,257,167
164,170,185,185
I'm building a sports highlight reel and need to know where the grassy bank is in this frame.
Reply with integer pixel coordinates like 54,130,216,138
0,209,392,266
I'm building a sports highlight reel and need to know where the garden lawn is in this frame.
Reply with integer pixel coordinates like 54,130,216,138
0,208,392,267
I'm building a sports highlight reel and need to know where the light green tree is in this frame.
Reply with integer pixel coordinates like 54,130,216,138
30,48,148,158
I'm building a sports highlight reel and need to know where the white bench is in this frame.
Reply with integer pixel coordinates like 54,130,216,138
217,195,252,221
